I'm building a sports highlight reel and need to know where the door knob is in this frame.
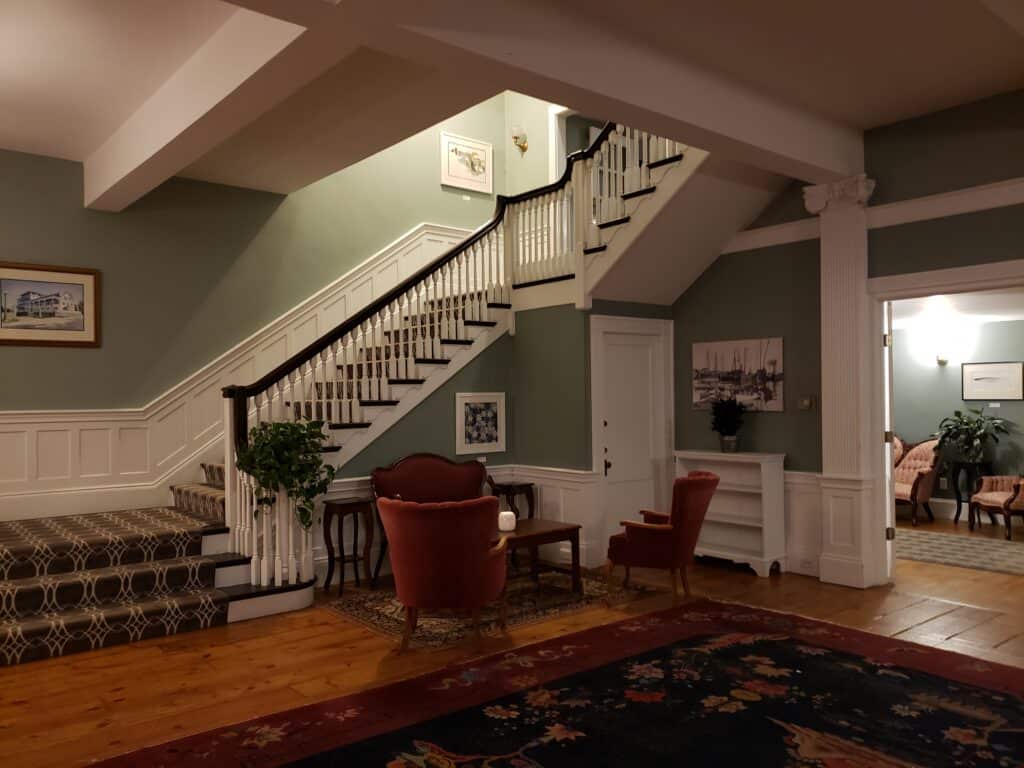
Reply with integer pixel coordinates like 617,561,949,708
604,459,613,476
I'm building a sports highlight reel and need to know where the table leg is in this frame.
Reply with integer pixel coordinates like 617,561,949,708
323,508,336,593
953,466,965,524
351,511,360,588
506,492,521,519
570,530,582,594
361,506,375,584
524,487,536,520
372,509,388,588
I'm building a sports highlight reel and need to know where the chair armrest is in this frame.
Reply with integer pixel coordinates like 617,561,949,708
620,520,672,532
489,535,509,558
640,510,670,524
1009,480,1024,511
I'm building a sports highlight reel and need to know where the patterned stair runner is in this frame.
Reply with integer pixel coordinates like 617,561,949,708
0,464,232,666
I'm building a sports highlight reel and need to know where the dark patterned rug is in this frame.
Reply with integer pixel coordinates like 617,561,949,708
898,527,1024,576
97,600,1024,767
326,570,656,647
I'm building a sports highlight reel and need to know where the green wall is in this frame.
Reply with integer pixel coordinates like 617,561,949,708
339,304,592,475
868,203,1024,278
745,180,812,229
866,89,1024,206
893,320,1024,475
672,240,822,471
1,94,555,411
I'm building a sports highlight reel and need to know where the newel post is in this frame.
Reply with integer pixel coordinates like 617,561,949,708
222,386,248,552
500,197,517,335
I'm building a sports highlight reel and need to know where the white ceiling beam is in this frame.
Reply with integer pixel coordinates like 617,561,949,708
371,0,863,182
83,8,357,211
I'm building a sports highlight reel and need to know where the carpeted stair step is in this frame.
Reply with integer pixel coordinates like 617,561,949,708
0,507,222,581
0,555,219,621
0,586,228,667
170,482,225,524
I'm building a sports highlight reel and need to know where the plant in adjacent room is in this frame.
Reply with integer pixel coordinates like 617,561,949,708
235,420,336,529
710,397,747,453
934,407,1010,463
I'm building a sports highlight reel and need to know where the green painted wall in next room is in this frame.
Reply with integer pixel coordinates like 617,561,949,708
893,319,1024,476
672,240,822,472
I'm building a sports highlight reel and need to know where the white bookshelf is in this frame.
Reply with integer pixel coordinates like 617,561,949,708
674,450,786,577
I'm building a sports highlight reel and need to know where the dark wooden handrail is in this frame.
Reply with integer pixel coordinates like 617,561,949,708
223,122,615,405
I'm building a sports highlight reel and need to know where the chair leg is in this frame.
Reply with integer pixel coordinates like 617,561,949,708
680,565,691,598
969,503,978,531
669,568,679,607
911,502,919,527
923,502,935,522
399,606,417,654
1006,512,1013,541
623,566,631,588
605,560,615,604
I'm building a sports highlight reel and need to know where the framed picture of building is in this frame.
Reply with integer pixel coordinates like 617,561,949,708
440,131,493,194
692,337,784,411
455,392,506,454
0,262,100,347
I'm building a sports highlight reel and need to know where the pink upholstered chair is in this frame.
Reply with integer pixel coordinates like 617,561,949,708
970,475,1024,540
606,471,720,605
894,439,940,526
892,434,906,467
376,496,507,651
370,453,486,584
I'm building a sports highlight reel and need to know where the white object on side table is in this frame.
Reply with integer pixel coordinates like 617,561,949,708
498,510,517,532
673,450,786,578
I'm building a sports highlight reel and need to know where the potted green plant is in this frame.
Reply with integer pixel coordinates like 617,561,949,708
934,407,1009,463
235,420,336,529
711,397,747,453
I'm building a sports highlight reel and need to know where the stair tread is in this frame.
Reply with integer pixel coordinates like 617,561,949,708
415,357,450,364
463,320,497,327
388,378,426,384
0,587,228,666
439,338,473,345
487,302,512,309
622,185,656,200
647,153,683,169
359,399,399,406
597,215,631,229
220,578,316,602
329,422,372,429
0,508,223,581
583,245,608,255
0,555,222,621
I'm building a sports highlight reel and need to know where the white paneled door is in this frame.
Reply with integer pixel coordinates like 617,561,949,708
590,316,674,549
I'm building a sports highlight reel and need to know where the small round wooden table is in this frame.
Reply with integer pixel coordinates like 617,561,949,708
322,499,375,595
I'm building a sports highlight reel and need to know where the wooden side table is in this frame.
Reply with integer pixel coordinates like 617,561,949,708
951,461,995,526
487,477,536,519
323,499,375,595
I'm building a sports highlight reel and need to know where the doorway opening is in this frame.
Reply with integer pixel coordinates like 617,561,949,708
886,287,1024,577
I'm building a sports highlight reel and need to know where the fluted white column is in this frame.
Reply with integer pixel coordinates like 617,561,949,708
804,174,888,588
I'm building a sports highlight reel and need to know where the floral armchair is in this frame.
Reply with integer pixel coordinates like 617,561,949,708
893,439,940,526
970,475,1024,540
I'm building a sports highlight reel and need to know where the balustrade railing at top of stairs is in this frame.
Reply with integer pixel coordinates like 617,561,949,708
220,123,685,586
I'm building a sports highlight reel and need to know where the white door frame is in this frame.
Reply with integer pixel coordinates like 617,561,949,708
589,315,675,512
865,256,1024,577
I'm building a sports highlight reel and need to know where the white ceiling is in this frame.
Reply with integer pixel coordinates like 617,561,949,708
0,0,234,160
558,0,1024,129
893,288,1024,328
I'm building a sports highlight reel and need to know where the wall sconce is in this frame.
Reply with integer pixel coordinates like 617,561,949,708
936,355,949,366
511,125,528,155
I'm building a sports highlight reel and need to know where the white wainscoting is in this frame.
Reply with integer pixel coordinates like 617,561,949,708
0,223,471,520
783,472,823,577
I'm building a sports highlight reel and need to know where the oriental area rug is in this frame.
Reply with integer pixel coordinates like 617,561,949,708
327,570,655,647
97,600,1024,767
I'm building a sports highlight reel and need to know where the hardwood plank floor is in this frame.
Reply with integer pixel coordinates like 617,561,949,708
5,556,1024,767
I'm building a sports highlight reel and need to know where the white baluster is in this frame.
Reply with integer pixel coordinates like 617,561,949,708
287,497,297,583
275,486,285,584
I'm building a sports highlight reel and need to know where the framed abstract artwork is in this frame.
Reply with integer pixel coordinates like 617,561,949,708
455,392,506,455
0,262,100,347
440,131,493,194
962,362,1024,401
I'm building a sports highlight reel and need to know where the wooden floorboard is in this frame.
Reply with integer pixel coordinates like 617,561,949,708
5,556,1024,767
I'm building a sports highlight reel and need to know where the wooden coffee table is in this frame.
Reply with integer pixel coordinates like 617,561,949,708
495,518,582,594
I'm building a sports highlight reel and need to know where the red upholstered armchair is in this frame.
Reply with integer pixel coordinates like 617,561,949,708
607,471,719,605
376,496,508,651
370,453,487,584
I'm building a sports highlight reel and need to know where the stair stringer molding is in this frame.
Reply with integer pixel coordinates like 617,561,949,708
0,223,472,520
584,148,709,298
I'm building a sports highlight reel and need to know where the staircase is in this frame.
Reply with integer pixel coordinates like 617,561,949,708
0,123,692,665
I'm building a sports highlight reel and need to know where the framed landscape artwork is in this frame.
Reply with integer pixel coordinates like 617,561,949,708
440,131,493,194
692,337,784,412
962,362,1024,401
455,392,506,455
0,262,100,347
